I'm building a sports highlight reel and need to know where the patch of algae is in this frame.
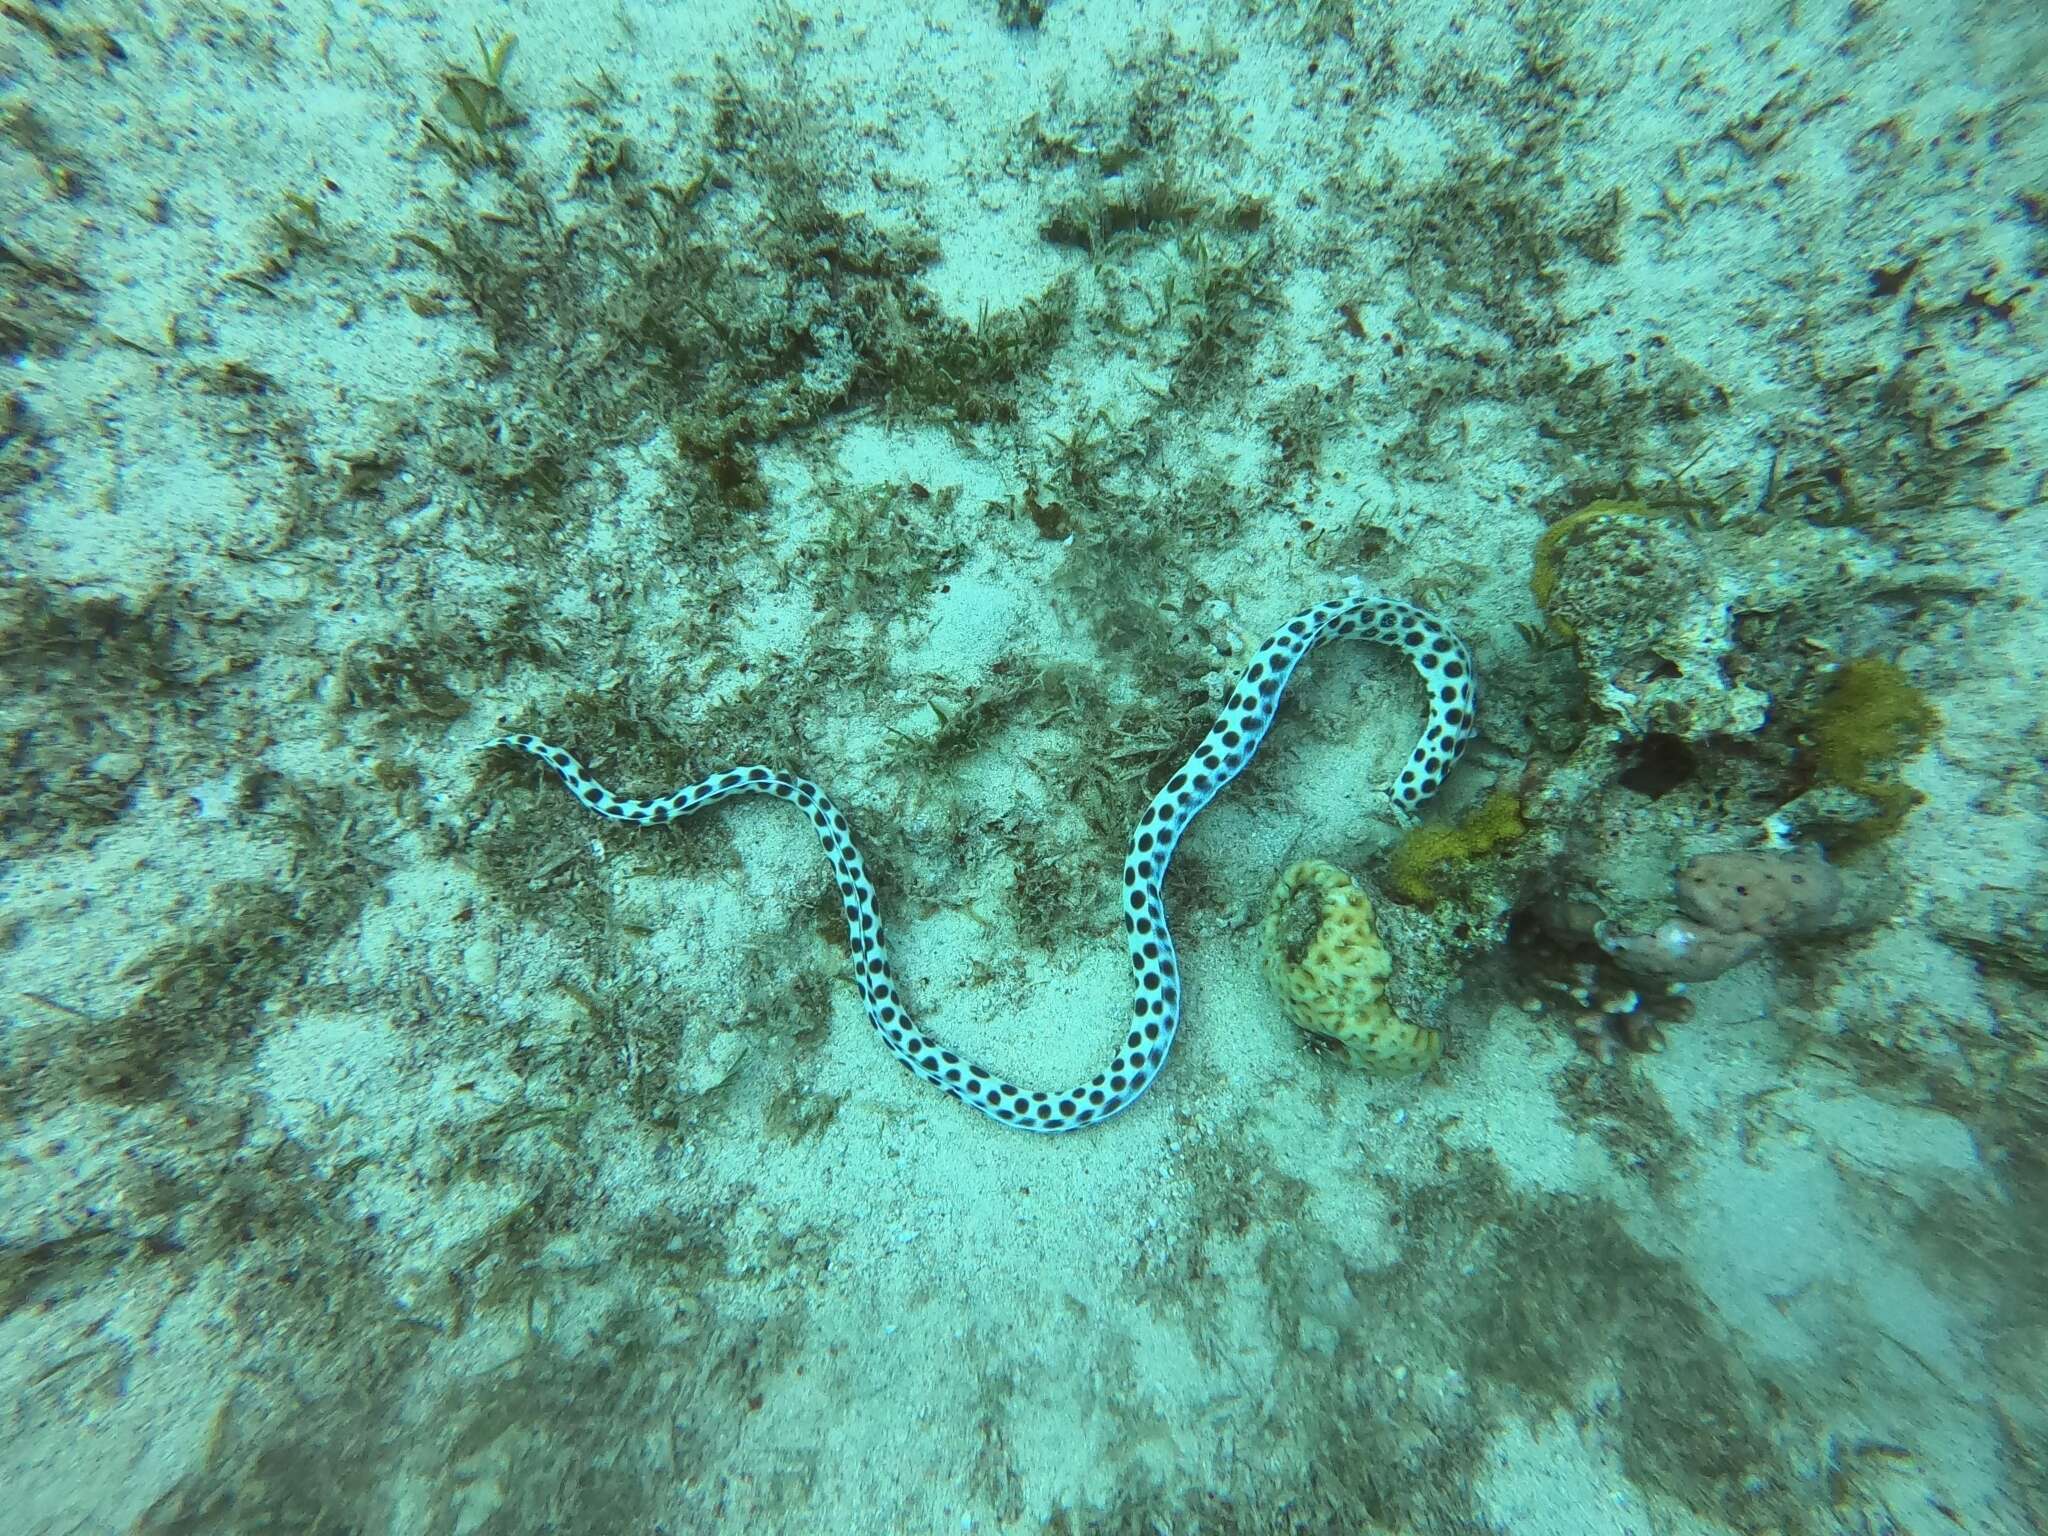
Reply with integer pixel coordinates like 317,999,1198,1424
1805,656,1940,844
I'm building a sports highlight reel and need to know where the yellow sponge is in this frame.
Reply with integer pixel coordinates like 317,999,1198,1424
1259,859,1442,1076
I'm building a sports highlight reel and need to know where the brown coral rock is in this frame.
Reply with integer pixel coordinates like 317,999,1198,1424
1677,849,1842,938
1597,920,1767,982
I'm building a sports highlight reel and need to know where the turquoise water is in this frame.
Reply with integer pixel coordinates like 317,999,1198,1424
3,2,2042,1532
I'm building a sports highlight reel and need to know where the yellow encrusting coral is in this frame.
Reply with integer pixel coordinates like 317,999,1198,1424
1384,790,1528,906
1260,859,1442,1076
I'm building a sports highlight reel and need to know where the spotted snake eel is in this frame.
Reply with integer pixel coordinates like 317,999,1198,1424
488,593,1476,1134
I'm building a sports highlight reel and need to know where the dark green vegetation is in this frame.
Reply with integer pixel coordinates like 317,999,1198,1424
0,580,233,859
400,65,1077,541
